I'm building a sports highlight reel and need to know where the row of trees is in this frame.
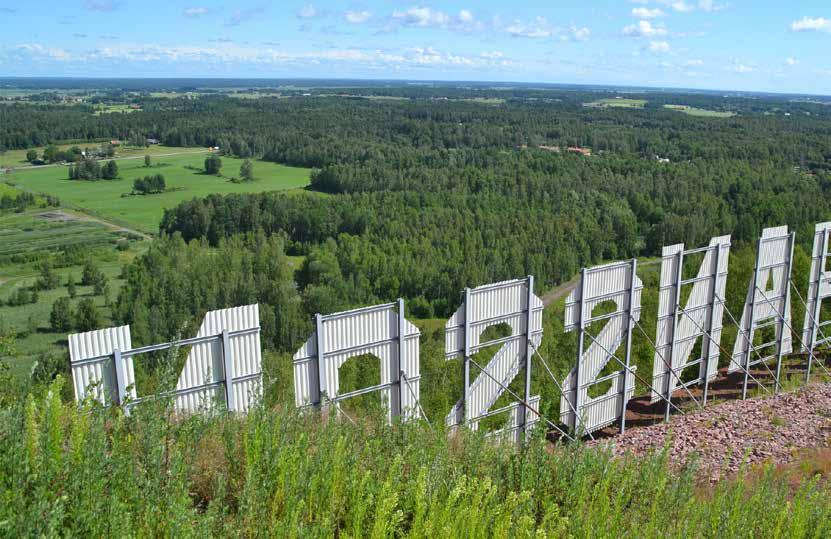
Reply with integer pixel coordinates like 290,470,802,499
133,174,166,194
68,158,118,180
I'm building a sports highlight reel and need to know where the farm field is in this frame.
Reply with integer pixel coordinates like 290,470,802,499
664,104,736,117
0,209,143,377
584,97,647,108
0,143,207,169
5,152,313,232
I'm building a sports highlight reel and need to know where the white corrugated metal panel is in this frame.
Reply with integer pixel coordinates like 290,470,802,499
651,236,730,402
292,302,421,424
560,261,641,434
444,277,543,437
801,222,831,351
730,227,793,373
174,304,262,413
69,325,135,405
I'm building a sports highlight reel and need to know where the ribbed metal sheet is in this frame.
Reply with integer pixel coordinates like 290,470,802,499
444,278,543,434
69,325,135,405
174,304,262,413
651,236,730,402
560,261,641,434
293,302,421,423
801,222,831,352
730,226,793,372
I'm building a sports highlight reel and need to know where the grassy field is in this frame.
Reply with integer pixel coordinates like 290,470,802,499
585,98,647,108
0,210,131,262
664,104,736,117
5,152,312,232
92,104,139,115
0,209,143,378
1,144,206,169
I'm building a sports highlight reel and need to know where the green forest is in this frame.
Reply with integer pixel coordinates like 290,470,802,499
2,84,831,536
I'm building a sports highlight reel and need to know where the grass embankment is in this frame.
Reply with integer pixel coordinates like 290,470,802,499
1,377,829,537
5,152,312,232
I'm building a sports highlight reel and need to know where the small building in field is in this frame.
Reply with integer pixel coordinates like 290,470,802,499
110,140,121,146
146,138,159,145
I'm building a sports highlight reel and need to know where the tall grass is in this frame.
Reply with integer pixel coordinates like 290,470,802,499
1,376,830,537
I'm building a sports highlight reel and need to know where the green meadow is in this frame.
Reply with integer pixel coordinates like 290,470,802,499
584,98,647,108
5,152,313,233
0,143,207,169
664,104,736,117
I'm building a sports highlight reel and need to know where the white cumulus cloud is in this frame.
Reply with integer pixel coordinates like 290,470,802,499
648,40,671,53
505,16,553,38
632,7,665,18
791,17,831,33
623,20,668,37
183,7,208,18
344,10,372,24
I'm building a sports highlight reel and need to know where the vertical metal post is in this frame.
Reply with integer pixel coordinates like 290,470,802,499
315,313,326,408
665,249,684,422
573,268,587,434
702,243,721,405
807,229,828,382
394,298,405,420
463,287,471,427
620,259,637,434
222,329,237,412
775,232,795,392
521,275,535,439
743,237,763,400
112,348,127,406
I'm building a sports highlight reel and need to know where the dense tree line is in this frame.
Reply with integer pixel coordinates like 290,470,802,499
114,233,308,351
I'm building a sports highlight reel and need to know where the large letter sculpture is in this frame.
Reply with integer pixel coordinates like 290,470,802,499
174,304,262,413
560,260,641,435
69,325,135,406
69,305,263,411
730,226,794,396
801,222,831,379
293,300,421,423
651,236,730,416
445,277,543,443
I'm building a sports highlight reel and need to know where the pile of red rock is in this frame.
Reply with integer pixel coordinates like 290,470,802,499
592,383,831,481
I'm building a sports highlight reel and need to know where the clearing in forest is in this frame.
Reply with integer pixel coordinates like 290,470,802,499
5,152,313,233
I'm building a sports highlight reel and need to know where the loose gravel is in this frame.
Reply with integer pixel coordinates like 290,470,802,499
591,382,831,481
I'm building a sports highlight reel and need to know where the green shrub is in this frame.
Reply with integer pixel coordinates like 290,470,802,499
1,377,830,537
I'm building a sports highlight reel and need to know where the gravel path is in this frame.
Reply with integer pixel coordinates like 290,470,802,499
592,382,831,481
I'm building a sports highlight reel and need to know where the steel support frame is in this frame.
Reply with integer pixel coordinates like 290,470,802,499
572,268,588,434
664,250,684,421
620,259,637,433
807,229,829,381
702,244,721,405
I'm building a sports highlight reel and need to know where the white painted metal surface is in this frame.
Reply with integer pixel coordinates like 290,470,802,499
444,278,543,437
174,304,262,413
801,222,831,353
651,236,730,403
560,261,642,434
293,301,421,423
69,325,135,405
730,226,793,373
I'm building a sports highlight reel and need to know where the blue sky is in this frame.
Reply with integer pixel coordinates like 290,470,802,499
1,1,830,95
